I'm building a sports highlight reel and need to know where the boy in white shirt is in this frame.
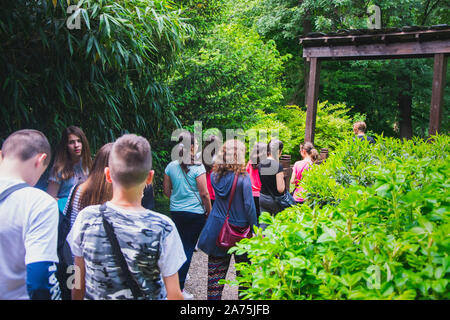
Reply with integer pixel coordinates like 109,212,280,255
68,134,186,300
0,129,60,300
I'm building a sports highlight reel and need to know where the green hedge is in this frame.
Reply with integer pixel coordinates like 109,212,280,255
227,134,449,300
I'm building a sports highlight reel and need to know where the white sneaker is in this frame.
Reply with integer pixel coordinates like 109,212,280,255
182,290,194,300
186,273,191,281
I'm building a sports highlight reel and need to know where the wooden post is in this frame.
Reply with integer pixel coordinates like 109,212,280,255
429,53,448,136
304,57,321,144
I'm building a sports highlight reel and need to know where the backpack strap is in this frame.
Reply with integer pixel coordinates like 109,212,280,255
100,203,144,299
0,183,29,203
225,173,239,219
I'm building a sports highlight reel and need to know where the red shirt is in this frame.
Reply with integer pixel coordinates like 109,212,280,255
206,171,215,200
246,161,261,197
292,160,312,202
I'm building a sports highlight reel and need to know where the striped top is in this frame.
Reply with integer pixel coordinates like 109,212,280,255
63,184,83,228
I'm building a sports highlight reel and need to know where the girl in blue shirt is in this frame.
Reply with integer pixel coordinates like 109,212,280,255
163,131,211,299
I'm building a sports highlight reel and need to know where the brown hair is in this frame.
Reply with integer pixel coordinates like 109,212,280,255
176,131,198,173
53,126,92,180
353,121,367,133
108,134,152,188
250,141,267,169
78,143,113,210
203,135,219,172
213,139,247,182
300,142,319,163
1,129,51,166
267,139,284,159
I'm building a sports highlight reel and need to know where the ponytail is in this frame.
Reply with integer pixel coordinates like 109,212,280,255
310,148,319,163
301,142,319,163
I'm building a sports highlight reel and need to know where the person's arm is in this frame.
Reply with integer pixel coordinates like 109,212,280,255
163,174,172,199
47,181,60,199
26,261,60,300
290,168,297,186
71,256,86,300
24,198,60,300
196,173,212,215
242,176,257,229
163,272,184,300
276,171,285,194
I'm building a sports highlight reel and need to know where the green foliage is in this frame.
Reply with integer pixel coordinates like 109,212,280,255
228,134,450,300
235,0,450,137
170,22,289,130
0,0,193,151
245,101,355,161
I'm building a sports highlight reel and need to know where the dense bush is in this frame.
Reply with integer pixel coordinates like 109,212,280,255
228,134,449,300
244,101,358,161
170,22,288,131
0,0,192,151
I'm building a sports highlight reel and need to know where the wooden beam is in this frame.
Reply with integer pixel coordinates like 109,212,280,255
429,53,448,136
302,40,450,60
304,57,321,144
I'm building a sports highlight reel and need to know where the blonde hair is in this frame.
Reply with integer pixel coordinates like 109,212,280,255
213,139,247,181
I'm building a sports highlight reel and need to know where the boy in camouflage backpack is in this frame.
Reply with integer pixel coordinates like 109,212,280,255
68,134,186,300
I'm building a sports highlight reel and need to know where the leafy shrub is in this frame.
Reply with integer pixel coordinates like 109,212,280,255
170,22,288,131
227,134,449,300
244,101,356,161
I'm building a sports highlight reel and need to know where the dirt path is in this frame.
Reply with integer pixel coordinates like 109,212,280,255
184,250,238,300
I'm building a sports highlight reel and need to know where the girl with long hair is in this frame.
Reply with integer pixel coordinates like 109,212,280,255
258,139,285,219
197,139,257,300
290,142,318,203
47,126,92,201
58,142,113,299
163,131,211,299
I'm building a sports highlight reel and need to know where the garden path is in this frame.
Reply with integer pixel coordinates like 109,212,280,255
184,250,238,300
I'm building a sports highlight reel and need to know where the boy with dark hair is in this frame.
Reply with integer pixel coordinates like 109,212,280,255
0,129,60,300
68,134,186,300
353,121,375,145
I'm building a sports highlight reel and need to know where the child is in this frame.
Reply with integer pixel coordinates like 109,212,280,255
47,126,92,210
246,142,266,221
290,142,318,203
163,131,211,299
0,129,60,300
353,121,375,144
58,143,113,299
258,139,286,217
197,139,257,300
68,134,186,300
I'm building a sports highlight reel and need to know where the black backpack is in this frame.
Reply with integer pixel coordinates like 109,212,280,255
55,183,80,300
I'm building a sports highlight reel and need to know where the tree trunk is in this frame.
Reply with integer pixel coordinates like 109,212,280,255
302,13,312,107
398,75,413,139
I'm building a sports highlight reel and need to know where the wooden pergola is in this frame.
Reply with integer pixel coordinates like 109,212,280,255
299,25,450,143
